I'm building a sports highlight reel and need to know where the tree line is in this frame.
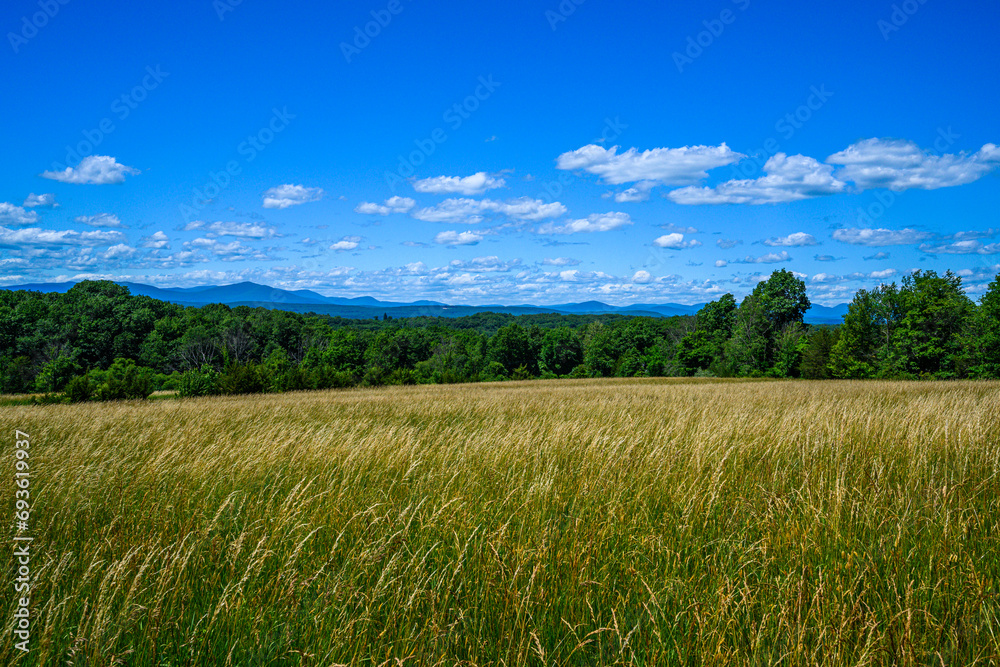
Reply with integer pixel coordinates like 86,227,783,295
1,267,997,401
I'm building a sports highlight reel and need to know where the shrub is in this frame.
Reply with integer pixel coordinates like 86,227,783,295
217,363,265,395
178,365,219,397
93,358,154,401
65,374,94,403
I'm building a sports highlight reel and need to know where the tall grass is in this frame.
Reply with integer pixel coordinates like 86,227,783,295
1,378,998,665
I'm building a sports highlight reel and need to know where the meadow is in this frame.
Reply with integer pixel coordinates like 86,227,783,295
1,378,998,666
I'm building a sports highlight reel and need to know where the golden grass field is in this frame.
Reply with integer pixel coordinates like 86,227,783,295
1,378,999,666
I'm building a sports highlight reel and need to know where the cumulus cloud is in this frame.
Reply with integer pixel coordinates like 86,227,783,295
919,240,1000,255
412,172,505,195
612,183,655,202
715,260,728,267
182,221,280,239
447,256,520,272
652,233,702,249
536,212,632,235
734,251,792,264
183,238,275,262
23,193,57,208
355,196,416,215
434,230,483,246
864,251,891,260
412,197,566,224
139,231,171,249
557,143,743,186
262,184,324,209
832,227,932,246
669,154,846,205
826,138,1000,191
0,226,125,247
541,257,581,267
103,244,137,260
40,155,139,184
716,238,741,249
0,203,38,226
74,213,123,228
763,231,818,247
330,236,362,251
632,270,653,284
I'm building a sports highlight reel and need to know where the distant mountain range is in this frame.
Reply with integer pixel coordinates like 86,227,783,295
0,281,851,324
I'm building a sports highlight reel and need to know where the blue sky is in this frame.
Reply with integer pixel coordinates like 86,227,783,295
2,0,998,305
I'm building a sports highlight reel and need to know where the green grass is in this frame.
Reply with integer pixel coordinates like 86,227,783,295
1,378,998,665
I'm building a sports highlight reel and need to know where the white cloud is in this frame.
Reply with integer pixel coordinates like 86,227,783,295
74,213,123,228
182,221,280,239
763,231,818,247
653,232,702,249
556,143,743,186
832,227,932,246
542,257,581,266
613,183,655,202
632,270,653,284
40,155,139,184
669,154,846,205
735,251,792,264
715,260,728,267
412,197,566,224
0,203,38,226
447,256,520,272
355,196,416,215
662,223,699,234
262,184,324,209
182,238,274,262
139,231,171,249
826,138,1000,191
869,268,897,279
103,244,137,260
919,240,1000,255
330,236,362,251
412,172,505,195
23,193,57,208
434,230,483,246
716,238,741,249
536,212,632,235
0,226,125,247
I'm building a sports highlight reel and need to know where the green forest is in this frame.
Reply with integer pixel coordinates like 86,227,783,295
2,267,998,402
